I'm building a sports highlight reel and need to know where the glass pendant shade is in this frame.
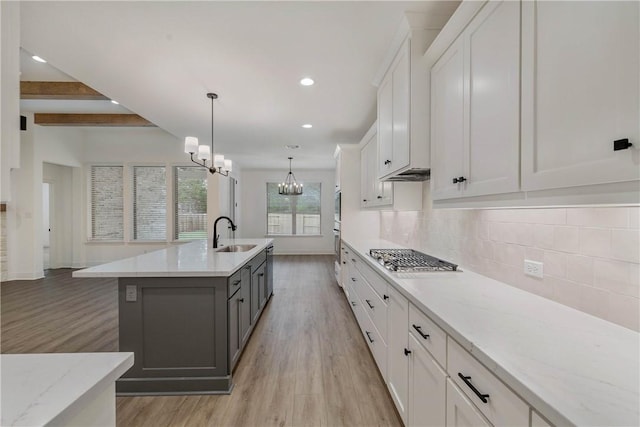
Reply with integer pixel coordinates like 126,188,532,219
184,136,198,154
198,145,211,161
224,159,233,172
213,154,225,168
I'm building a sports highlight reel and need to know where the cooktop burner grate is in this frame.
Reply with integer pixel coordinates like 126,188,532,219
369,249,458,272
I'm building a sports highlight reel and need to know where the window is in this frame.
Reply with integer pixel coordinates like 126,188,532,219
267,182,321,235
133,166,166,240
174,166,208,240
91,165,124,240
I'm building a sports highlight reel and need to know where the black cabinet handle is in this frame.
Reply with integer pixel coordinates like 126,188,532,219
404,348,412,356
351,301,356,306
259,273,264,277
365,331,374,343
384,159,391,165
453,176,467,184
377,195,382,199
239,298,245,303
344,250,349,254
458,373,490,403
363,199,367,202
383,294,389,301
351,258,356,262
244,266,251,270
412,324,430,340
342,261,346,265
351,277,356,282
365,299,374,309
614,138,633,151
232,280,241,287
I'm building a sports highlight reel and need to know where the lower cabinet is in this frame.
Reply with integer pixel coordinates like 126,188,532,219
239,265,252,348
228,287,242,370
446,378,492,427
386,284,410,425
408,333,447,427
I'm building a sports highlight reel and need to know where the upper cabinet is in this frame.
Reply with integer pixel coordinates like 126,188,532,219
361,123,393,208
521,0,640,191
431,1,520,200
427,0,639,206
375,13,446,181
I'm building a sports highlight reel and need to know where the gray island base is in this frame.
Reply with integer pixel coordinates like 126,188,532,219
72,239,274,395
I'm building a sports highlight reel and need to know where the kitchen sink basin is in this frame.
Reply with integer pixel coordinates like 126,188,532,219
215,244,257,253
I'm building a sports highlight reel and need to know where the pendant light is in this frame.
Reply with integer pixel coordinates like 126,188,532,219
184,93,232,176
278,157,303,195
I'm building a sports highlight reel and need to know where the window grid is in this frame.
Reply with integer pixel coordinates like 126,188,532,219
267,182,321,235
174,166,208,240
91,165,124,240
133,166,167,240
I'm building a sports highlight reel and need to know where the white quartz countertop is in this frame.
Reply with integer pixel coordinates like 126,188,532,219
343,238,640,427
1,352,133,426
72,238,273,278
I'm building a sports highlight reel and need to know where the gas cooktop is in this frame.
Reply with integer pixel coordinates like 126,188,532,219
369,249,458,272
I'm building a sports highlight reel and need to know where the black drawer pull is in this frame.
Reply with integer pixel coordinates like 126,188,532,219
458,373,490,403
377,195,382,199
342,261,346,265
351,258,356,262
239,298,245,303
351,301,356,307
383,294,389,300
453,176,467,184
614,138,633,151
384,159,391,165
351,277,356,282
365,299,374,309
404,348,412,356
232,280,241,287
259,273,264,277
412,324,430,340
365,331,374,343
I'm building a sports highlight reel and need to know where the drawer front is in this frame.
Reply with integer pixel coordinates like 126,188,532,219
250,250,267,270
358,274,388,344
358,298,388,380
448,338,528,426
356,255,390,300
409,303,447,368
349,264,367,304
228,270,242,296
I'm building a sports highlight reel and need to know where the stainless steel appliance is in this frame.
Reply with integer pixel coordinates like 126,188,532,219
369,249,458,272
334,191,341,222
334,221,341,286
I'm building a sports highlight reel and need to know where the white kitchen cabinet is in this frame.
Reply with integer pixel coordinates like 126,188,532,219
361,127,392,208
431,0,520,200
408,333,447,427
375,13,441,181
446,379,492,427
521,1,640,191
334,148,341,193
386,284,410,425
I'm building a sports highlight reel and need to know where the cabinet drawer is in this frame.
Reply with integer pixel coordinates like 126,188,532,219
250,250,267,270
358,274,388,344
355,255,389,300
358,297,387,379
228,270,242,297
409,303,446,368
448,338,528,426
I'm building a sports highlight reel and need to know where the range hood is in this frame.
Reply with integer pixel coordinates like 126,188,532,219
384,168,431,182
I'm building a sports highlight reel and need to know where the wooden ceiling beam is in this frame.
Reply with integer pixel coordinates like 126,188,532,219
21,81,109,100
34,113,155,127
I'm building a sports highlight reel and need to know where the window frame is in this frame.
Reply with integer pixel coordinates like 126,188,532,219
173,165,209,241
87,164,125,242
266,181,322,237
131,165,168,242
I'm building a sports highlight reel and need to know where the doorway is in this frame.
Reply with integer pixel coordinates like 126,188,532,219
42,182,52,270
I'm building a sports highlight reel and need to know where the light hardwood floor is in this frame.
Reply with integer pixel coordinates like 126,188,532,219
1,255,401,426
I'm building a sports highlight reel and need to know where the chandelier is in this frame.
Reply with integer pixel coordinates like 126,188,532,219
278,157,303,195
184,93,232,176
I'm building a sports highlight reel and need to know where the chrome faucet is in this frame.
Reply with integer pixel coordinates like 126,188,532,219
213,216,237,248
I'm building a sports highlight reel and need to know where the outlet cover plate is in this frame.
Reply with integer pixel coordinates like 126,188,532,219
125,285,137,302
524,260,544,279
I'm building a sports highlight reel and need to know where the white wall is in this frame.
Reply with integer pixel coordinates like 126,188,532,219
240,168,334,254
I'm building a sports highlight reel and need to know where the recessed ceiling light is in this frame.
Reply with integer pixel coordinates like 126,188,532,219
285,144,300,150
32,55,46,63
111,100,119,105
300,77,314,86
302,124,312,129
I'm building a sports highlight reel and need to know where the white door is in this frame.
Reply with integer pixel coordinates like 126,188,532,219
464,0,520,197
42,183,51,270
408,334,447,427
386,285,409,424
431,35,465,200
521,1,640,191
446,379,492,427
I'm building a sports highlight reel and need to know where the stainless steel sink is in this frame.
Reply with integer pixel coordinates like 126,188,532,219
215,244,257,253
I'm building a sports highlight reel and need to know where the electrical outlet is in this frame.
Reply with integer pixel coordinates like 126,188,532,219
524,260,543,279
125,285,137,302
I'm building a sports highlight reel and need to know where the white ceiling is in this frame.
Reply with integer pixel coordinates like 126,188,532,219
20,1,460,170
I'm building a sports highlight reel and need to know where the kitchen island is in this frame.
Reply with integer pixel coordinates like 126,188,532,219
73,238,273,395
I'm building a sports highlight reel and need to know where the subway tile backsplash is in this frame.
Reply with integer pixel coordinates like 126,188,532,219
380,206,640,331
